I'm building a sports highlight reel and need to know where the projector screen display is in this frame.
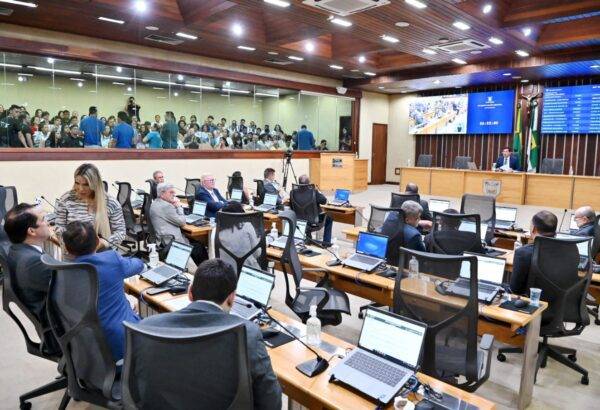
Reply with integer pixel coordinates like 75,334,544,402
409,94,468,134
541,84,600,134
466,89,516,134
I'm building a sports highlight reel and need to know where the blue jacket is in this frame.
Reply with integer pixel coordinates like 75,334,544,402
113,122,134,148
195,186,227,218
297,129,315,150
403,224,426,252
574,222,595,237
510,243,534,295
80,115,104,146
495,155,520,171
74,250,144,361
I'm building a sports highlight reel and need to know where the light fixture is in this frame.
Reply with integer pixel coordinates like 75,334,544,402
112,82,125,85
17,73,32,77
173,92,179,96
152,87,164,90
470,50,482,54
47,57,55,64
452,58,467,64
0,63,22,68
17,76,24,82
32,66,81,75
489,37,503,45
288,55,304,61
522,27,532,37
483,4,492,14
512,76,522,79
77,82,83,88
237,45,256,51
222,88,250,94
520,79,529,83
515,49,529,57
232,23,244,37
329,17,352,27
422,48,437,55
145,26,159,31
85,73,133,81
305,42,315,52
502,72,512,76
329,64,343,70
405,0,427,9
453,21,470,30
591,65,600,69
116,66,123,73
364,72,376,76
142,79,176,86
98,17,125,24
263,0,290,7
433,79,441,84
378,86,385,90
358,55,366,63
176,32,198,40
381,34,399,43
395,21,410,28
127,86,132,91
69,78,85,81
255,92,280,98
267,51,279,55
134,0,147,13
0,1,37,7
224,81,231,87
177,74,184,81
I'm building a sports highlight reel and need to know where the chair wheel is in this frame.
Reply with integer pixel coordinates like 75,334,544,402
497,353,506,362
568,354,577,362
20,402,32,410
581,375,589,385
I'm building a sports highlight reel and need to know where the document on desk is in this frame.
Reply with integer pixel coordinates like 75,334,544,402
164,297,191,311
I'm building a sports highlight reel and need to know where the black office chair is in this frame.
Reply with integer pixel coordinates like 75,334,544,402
289,184,325,242
278,210,350,326
0,185,18,272
461,194,496,245
103,180,109,193
145,179,158,199
390,192,420,209
253,179,265,205
497,236,592,385
42,255,122,408
540,158,564,174
394,248,494,392
454,156,472,169
215,211,268,275
591,214,600,260
227,175,248,203
116,181,146,256
0,248,69,410
184,178,202,205
121,321,253,410
587,215,600,324
417,154,433,167
429,212,485,255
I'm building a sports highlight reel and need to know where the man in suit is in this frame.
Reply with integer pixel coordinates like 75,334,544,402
148,170,164,199
573,206,596,237
195,173,227,218
400,201,426,252
62,221,143,362
4,203,60,354
494,147,520,172
294,174,333,246
404,182,432,231
263,167,284,205
510,211,557,295
138,259,282,410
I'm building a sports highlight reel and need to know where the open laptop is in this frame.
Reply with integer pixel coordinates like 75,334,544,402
271,219,307,249
330,189,351,206
428,199,450,213
141,241,192,285
556,233,592,269
230,266,275,320
342,231,388,272
447,252,505,303
459,220,488,242
495,206,517,229
230,188,243,202
185,201,208,224
255,193,278,213
331,307,427,405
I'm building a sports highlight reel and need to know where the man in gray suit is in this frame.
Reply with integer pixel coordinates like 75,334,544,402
138,259,282,410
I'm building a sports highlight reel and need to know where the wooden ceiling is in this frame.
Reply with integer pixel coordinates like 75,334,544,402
0,0,598,92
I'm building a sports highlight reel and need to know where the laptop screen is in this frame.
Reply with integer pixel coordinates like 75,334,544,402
165,241,193,270
556,234,590,257
231,189,243,202
460,253,505,284
237,266,274,306
263,193,278,206
334,189,350,202
459,221,488,241
429,199,450,213
569,214,578,231
356,232,388,259
282,219,307,240
359,308,426,368
496,206,517,223
192,201,207,217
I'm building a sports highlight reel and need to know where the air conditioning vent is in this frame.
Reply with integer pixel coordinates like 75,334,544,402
144,34,184,46
0,7,14,16
265,59,294,66
302,0,390,16
432,39,490,54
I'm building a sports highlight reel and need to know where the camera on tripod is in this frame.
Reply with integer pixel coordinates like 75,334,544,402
282,149,296,190
284,149,293,160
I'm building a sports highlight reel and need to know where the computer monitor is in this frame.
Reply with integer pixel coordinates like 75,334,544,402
334,189,351,202
429,199,450,213
192,201,207,217
165,241,193,270
236,266,275,307
461,252,505,284
356,231,388,259
496,206,517,223
459,221,488,241
263,193,278,206
230,188,243,202
282,219,307,240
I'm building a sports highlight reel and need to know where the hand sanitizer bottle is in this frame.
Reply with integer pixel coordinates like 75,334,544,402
408,256,419,279
148,244,159,268
306,305,321,346
270,222,278,240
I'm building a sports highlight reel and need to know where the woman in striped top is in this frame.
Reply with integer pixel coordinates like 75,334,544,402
55,163,126,248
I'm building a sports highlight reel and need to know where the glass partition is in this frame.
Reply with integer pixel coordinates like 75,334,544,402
0,51,355,151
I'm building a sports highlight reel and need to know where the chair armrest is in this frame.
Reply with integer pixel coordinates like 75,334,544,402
479,333,494,351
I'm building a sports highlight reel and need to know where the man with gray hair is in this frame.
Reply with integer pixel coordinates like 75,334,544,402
194,173,227,218
401,200,426,252
573,206,596,237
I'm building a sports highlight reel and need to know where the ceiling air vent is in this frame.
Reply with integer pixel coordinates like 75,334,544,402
265,59,294,66
144,34,184,46
0,7,14,16
432,39,490,54
302,0,390,16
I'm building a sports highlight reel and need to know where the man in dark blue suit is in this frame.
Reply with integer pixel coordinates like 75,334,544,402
572,206,596,237
495,147,520,172
195,173,227,218
401,200,426,252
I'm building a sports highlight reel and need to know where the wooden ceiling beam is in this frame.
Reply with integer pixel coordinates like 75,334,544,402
538,16,600,47
502,0,600,28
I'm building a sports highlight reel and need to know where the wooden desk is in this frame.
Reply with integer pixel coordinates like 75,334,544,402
181,224,212,243
124,276,495,410
322,204,362,226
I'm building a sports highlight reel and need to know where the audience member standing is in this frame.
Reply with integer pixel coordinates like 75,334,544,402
111,111,134,148
125,97,141,121
80,106,104,148
296,124,315,150
161,111,179,149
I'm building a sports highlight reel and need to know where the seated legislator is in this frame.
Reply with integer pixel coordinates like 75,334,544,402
149,170,164,199
62,221,142,362
404,182,433,231
55,163,126,248
263,167,284,205
495,147,520,172
400,200,426,252
510,211,557,295
295,174,333,246
4,203,60,354
572,206,596,237
195,173,227,219
138,259,282,410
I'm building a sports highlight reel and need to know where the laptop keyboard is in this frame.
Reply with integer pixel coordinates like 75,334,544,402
154,265,178,276
351,254,380,265
455,279,498,293
346,351,406,387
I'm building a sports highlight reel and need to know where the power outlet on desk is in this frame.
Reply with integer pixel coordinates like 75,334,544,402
394,168,401,175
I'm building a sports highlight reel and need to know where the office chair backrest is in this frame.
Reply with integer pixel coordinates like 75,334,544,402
185,178,202,200
215,211,267,275
145,179,158,199
0,185,18,224
430,212,483,255
592,214,600,258
461,194,496,226
290,184,321,226
394,248,480,383
102,180,108,193
454,156,472,169
528,236,592,332
368,205,405,267
417,154,433,167
42,255,118,402
540,158,564,174
253,179,265,204
390,192,420,209
122,321,253,410
116,181,137,232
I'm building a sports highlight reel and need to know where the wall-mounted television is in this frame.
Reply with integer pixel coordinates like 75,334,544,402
541,84,600,134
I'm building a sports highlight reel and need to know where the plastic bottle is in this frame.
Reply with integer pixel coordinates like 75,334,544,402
306,305,321,346
330,237,340,260
148,244,159,268
408,256,419,279
270,222,278,240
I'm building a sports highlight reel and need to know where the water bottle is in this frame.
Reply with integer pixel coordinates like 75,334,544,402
306,305,321,346
270,222,278,240
408,256,419,279
148,244,159,268
330,237,340,260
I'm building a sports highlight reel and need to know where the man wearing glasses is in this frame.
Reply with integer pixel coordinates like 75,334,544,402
195,174,227,218
572,206,596,237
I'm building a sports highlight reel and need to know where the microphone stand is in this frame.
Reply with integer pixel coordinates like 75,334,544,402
304,236,342,267
559,208,568,232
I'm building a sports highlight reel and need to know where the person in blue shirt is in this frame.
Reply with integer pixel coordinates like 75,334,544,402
296,124,315,150
80,106,104,147
143,123,163,149
62,220,144,362
111,111,134,148
400,200,426,252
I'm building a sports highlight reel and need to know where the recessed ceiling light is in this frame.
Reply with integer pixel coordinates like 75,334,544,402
489,37,503,45
0,1,37,7
482,4,492,14
116,66,123,73
470,50,482,54
238,45,256,51
378,86,385,90
365,72,376,76
127,86,132,91
176,32,197,40
358,55,366,63
263,0,290,7
381,34,399,43
98,17,125,24
177,74,184,81
47,57,55,64
173,92,179,96
232,23,244,37
77,82,83,88
522,27,532,37
395,21,410,28
452,58,467,64
422,48,437,55
351,69,360,72
521,79,529,83
453,21,470,30
502,72,512,76
145,26,159,31
305,42,315,52
433,79,441,84
134,0,147,13
267,51,279,55
288,55,304,61
512,76,522,79
405,0,427,9
515,49,529,57
329,17,352,27
330,64,343,70
17,76,24,82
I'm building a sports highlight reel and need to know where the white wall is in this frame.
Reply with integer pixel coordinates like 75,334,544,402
359,92,389,182
387,94,415,182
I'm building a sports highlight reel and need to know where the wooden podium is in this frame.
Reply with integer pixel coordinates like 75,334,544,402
309,153,368,192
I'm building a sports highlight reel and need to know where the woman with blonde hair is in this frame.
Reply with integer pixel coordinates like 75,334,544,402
55,163,126,248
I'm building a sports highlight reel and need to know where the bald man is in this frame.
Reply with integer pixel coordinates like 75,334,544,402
573,206,596,237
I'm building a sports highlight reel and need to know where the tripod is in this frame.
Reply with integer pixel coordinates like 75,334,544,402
282,152,297,191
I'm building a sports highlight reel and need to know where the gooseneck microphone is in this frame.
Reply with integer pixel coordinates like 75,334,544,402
98,233,134,254
38,195,58,212
559,208,568,232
